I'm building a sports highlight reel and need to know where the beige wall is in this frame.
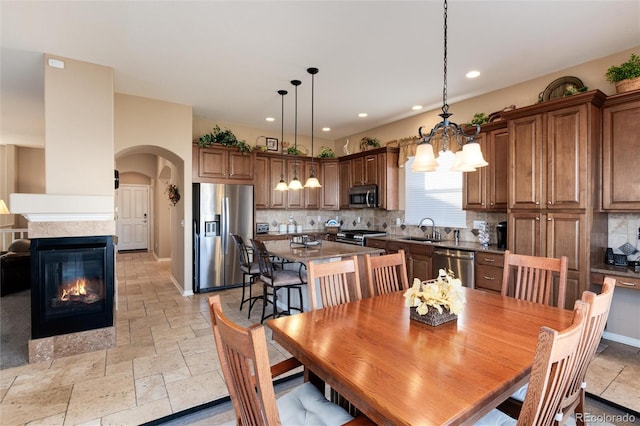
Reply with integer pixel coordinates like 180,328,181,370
15,147,45,228
44,54,114,196
340,47,639,151
114,93,192,295
0,145,17,228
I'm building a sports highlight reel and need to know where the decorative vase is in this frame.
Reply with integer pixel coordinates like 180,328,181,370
615,76,640,94
409,306,457,326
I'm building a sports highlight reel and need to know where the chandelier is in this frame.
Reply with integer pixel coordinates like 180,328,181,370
413,0,487,172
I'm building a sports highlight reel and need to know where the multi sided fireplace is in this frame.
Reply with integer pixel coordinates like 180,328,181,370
31,236,114,339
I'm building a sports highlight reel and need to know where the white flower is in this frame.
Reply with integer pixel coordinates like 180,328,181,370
403,270,466,315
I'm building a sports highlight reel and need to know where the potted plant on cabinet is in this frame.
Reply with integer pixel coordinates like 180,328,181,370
605,53,640,94
360,137,381,151
198,125,253,154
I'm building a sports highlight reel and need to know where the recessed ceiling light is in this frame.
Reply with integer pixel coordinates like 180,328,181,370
358,113,368,118
322,127,330,132
412,105,423,111
466,70,480,79
266,117,275,122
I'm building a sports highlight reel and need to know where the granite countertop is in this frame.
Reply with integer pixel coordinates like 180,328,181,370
258,230,328,237
264,240,384,262
368,236,507,255
591,263,640,278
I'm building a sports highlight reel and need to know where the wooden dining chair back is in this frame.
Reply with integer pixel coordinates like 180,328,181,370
307,257,362,310
364,249,409,297
516,300,587,425
559,276,616,425
208,295,360,426
501,250,569,308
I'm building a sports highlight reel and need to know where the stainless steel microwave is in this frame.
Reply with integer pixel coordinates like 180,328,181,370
349,184,378,208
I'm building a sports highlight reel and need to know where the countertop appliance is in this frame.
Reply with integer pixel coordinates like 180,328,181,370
496,221,507,249
336,229,386,246
256,223,269,234
432,248,475,289
349,184,378,208
193,183,254,293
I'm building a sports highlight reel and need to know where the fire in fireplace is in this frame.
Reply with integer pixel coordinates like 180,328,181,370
31,236,114,339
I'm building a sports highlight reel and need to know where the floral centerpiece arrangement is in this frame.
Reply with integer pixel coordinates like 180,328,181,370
403,269,466,326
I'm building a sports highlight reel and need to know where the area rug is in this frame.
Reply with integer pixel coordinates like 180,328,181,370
0,289,31,369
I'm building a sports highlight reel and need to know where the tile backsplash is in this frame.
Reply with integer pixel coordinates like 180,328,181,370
608,213,640,254
256,210,640,252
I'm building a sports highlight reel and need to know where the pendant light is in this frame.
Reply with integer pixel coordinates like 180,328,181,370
304,67,322,188
414,0,487,172
274,89,289,191
288,79,304,190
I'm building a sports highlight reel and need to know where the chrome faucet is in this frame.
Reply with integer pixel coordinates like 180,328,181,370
417,217,439,240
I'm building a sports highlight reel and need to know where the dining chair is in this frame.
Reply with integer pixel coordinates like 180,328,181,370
230,234,261,318
474,299,588,425
505,276,617,425
208,295,366,426
364,249,409,297
501,250,569,308
251,239,306,323
307,257,362,310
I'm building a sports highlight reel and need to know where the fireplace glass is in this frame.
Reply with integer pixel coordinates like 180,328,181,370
31,236,114,338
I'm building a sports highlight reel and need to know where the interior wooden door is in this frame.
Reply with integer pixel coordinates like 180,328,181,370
117,184,149,251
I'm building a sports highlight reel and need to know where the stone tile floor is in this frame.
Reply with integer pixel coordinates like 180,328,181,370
0,251,638,425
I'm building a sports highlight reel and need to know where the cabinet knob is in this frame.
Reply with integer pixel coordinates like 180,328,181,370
535,217,540,221
535,201,540,205
490,202,494,206
547,217,552,221
548,201,552,205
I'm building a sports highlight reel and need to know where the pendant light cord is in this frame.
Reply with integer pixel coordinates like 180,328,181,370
278,90,287,180
442,0,449,115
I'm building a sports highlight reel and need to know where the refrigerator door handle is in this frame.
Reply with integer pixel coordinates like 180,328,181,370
222,196,230,254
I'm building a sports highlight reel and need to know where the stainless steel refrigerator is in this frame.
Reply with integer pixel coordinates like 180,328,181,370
193,183,254,292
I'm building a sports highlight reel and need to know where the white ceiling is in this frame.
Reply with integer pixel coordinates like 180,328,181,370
1,1,639,143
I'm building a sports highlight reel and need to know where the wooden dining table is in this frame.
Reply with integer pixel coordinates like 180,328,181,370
267,288,574,425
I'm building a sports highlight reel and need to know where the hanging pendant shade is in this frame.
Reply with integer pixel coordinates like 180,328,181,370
304,67,322,188
412,143,439,172
450,150,476,172
288,79,302,190
461,142,488,168
274,89,289,191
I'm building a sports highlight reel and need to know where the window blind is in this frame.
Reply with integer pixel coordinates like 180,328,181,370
405,151,467,228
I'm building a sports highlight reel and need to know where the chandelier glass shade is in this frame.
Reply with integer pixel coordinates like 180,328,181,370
274,89,289,191
414,0,487,173
304,67,322,188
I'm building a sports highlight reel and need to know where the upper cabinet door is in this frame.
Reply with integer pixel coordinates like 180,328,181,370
509,114,544,210
602,92,640,210
546,104,587,210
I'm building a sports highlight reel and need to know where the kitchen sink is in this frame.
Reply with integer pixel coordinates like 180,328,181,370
399,236,440,243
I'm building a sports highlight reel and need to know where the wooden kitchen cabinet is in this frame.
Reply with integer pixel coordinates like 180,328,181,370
320,159,340,210
506,91,605,211
193,144,254,183
303,159,321,209
407,244,433,282
254,153,286,209
508,210,587,308
339,160,351,209
351,154,378,186
591,271,640,292
602,90,640,210
475,252,504,293
377,149,399,210
463,122,508,211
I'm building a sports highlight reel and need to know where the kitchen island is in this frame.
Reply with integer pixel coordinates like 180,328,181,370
263,239,385,306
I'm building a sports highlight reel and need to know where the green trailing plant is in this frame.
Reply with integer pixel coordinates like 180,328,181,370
360,137,381,150
470,112,489,125
286,146,302,155
605,53,640,83
198,125,252,154
318,146,336,158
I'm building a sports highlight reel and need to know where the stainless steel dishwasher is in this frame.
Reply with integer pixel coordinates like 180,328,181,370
432,248,475,289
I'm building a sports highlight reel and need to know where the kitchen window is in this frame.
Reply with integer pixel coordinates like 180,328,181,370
405,151,467,228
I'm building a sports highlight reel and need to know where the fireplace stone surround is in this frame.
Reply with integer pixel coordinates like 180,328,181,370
9,193,118,363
